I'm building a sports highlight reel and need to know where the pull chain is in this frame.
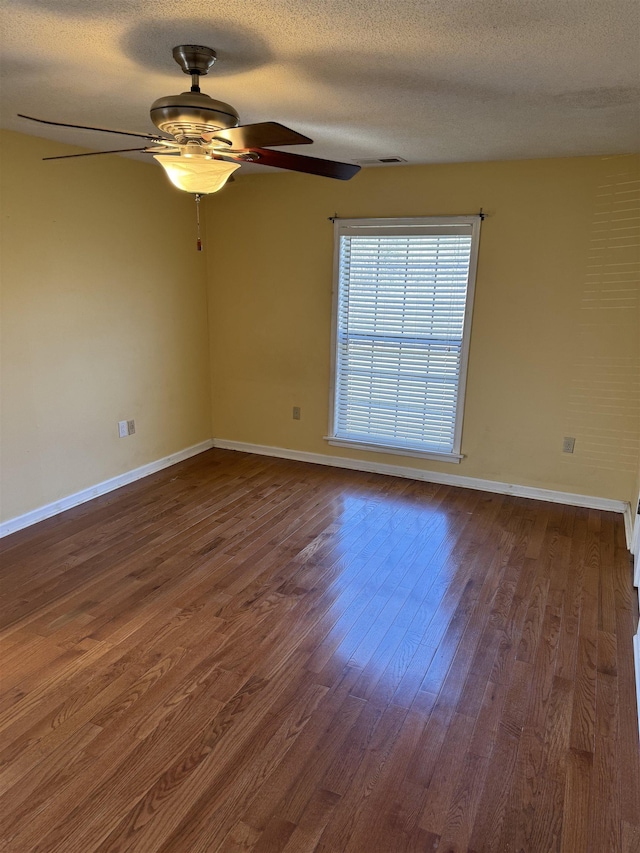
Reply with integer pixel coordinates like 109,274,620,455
195,193,203,251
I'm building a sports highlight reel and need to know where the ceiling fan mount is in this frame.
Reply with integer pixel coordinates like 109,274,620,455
171,44,218,78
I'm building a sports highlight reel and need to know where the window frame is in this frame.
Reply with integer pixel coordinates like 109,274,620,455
326,215,481,463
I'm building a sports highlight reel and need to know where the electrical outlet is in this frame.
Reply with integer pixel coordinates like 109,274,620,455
562,436,575,453
292,406,301,420
127,419,136,435
118,420,128,438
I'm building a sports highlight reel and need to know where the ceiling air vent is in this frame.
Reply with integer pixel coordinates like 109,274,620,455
353,156,408,166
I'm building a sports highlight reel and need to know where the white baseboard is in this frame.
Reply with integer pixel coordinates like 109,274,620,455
2,436,633,554
631,511,640,588
0,440,214,539
634,632,640,744
625,503,639,560
212,437,631,538
632,510,640,742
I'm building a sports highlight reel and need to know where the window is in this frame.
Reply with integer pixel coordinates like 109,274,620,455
327,216,481,463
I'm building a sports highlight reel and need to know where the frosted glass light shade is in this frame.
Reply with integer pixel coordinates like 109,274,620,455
153,155,240,194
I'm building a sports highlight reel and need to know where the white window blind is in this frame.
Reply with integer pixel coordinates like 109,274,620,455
328,217,480,461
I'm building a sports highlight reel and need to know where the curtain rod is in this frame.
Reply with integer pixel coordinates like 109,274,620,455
328,209,486,222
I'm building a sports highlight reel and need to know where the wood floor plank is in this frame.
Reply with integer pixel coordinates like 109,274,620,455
436,749,490,853
467,729,521,853
244,680,365,833
0,448,637,853
560,747,593,853
417,711,476,836
615,600,640,828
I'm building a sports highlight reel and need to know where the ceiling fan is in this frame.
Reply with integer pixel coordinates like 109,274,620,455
19,44,361,195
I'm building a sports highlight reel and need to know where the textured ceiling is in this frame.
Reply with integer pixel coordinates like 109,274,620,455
1,0,639,176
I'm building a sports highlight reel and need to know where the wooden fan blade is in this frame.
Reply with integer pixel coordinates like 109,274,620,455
203,122,312,149
18,114,163,142
43,147,153,161
241,148,360,180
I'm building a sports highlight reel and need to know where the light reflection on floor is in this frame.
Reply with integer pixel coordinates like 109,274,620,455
301,483,465,689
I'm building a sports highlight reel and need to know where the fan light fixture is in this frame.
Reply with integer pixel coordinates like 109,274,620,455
153,154,240,194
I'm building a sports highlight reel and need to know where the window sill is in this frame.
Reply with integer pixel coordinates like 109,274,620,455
325,436,463,464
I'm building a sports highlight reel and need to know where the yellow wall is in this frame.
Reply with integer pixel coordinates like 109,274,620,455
0,130,211,523
2,135,638,526
205,154,640,506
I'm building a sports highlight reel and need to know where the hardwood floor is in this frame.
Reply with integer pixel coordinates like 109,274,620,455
0,448,638,852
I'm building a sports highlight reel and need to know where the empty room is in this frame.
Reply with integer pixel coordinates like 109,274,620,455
1,1,639,852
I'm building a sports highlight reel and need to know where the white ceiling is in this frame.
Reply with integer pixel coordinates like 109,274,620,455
1,0,639,175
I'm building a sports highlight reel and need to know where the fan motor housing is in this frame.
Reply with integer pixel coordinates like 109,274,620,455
150,91,239,143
